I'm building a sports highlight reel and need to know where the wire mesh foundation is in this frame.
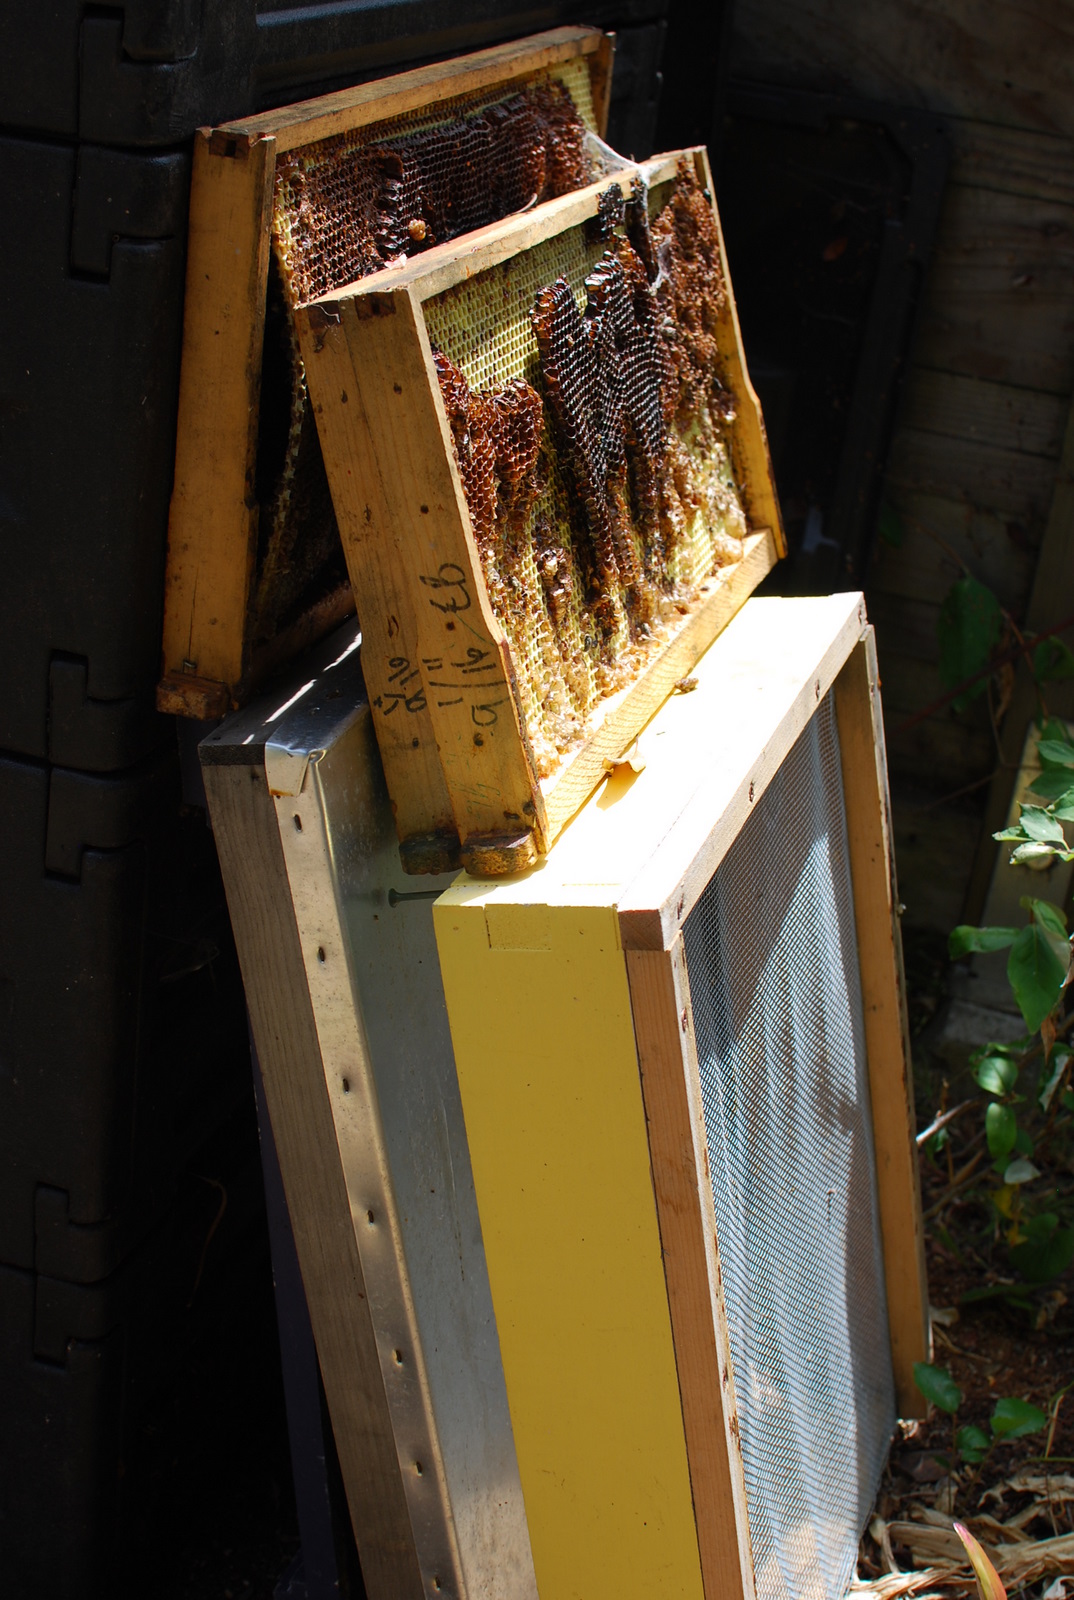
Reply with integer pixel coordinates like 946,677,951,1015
424,163,749,780
683,694,895,1600
253,60,598,648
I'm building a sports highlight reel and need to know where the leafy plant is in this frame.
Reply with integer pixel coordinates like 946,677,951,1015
913,1362,1046,1471
944,712,1074,1289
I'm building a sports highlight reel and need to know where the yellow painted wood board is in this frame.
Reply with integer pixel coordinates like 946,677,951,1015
433,899,707,1600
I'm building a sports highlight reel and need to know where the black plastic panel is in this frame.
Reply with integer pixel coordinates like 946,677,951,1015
0,1129,275,1600
0,0,668,148
0,751,250,1277
0,137,186,766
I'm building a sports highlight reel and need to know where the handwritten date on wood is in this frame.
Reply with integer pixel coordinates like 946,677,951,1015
418,566,507,730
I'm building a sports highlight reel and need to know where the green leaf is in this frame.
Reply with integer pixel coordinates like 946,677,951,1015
1024,896,1069,935
986,1102,1018,1162
1053,794,1074,821
1040,1049,1071,1111
953,1521,1008,1600
1007,923,1070,1031
956,1424,991,1464
972,1039,1027,1059
975,1055,1019,1096
949,925,1018,958
938,577,1003,706
1036,738,1074,770
1020,808,1067,843
960,1283,1034,1310
1003,1157,1040,1184
1034,637,1074,683
877,501,905,548
1010,1224,1074,1284
1010,841,1059,867
1027,771,1074,801
913,1361,962,1414
990,1397,1047,1440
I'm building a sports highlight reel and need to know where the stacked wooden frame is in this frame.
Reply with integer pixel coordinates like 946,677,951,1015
158,26,614,720
297,148,784,876
201,593,927,1599
433,592,928,1600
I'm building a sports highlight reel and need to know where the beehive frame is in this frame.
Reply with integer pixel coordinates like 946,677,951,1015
158,26,614,720
432,593,928,1600
297,147,784,876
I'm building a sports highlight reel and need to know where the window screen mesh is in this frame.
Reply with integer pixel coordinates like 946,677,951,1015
682,693,894,1600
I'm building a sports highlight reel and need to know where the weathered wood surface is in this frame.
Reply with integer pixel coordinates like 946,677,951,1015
949,119,1074,206
297,295,461,860
160,131,274,703
625,945,755,1600
222,26,605,151
871,487,1039,611
891,793,984,934
833,631,929,1417
200,743,424,1599
911,183,1074,395
732,2,1074,136
732,2,1074,890
886,425,1060,521
866,586,998,793
899,368,1067,459
302,281,546,864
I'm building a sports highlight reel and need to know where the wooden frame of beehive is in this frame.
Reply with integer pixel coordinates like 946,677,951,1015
157,25,614,721
432,592,928,1600
297,147,785,877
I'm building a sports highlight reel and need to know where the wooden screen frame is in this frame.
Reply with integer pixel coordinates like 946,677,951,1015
622,625,928,1600
158,25,614,721
432,594,928,1600
296,147,784,877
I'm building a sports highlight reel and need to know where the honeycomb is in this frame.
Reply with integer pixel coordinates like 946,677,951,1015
428,161,749,781
252,63,597,644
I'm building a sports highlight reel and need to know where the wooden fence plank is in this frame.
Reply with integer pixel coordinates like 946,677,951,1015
948,119,1074,206
912,184,1074,394
732,0,1074,137
898,368,1066,458
870,487,1038,612
885,426,1059,521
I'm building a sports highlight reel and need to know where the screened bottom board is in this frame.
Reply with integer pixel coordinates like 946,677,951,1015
683,693,895,1600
